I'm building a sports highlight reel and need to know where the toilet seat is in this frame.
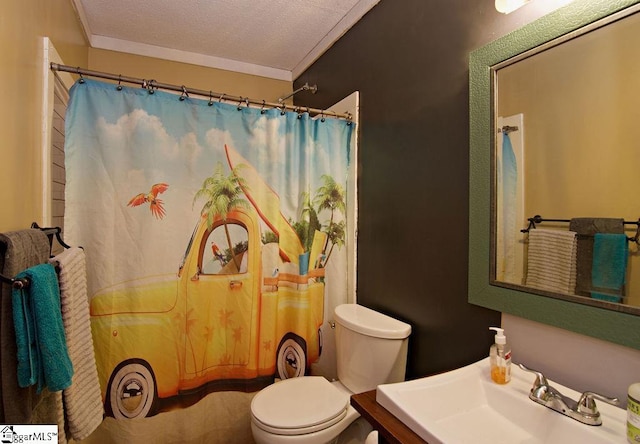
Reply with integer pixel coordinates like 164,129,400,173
251,376,349,436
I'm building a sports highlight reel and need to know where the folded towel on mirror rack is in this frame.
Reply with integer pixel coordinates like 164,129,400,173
569,218,624,297
12,263,73,393
525,228,577,294
590,233,628,303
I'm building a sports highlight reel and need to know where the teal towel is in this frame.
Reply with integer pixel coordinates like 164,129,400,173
12,263,73,393
591,233,628,303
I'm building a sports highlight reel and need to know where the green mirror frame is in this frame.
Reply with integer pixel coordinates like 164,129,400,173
469,0,640,350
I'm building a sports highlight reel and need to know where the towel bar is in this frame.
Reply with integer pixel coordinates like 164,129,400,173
1,223,72,290
521,215,640,244
0,274,30,289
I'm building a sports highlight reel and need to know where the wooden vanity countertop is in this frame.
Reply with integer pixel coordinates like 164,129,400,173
350,390,427,444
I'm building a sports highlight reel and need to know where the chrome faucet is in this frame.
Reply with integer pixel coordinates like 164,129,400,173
518,364,619,426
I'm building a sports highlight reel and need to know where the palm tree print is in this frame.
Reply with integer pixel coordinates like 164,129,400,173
232,326,243,364
201,325,215,371
219,353,232,365
262,340,271,369
313,175,346,263
218,309,234,359
193,162,250,270
324,220,346,263
171,311,188,372
296,189,322,252
184,308,198,372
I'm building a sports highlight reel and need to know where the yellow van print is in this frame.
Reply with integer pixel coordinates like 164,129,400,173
91,145,328,419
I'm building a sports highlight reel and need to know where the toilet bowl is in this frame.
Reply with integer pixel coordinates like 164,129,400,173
250,304,411,444
251,377,360,444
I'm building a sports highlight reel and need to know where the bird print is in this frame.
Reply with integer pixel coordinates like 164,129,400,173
127,183,169,219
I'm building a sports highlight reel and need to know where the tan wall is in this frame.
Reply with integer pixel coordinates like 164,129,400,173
1,2,292,233
497,11,640,305
1,0,88,231
88,49,292,105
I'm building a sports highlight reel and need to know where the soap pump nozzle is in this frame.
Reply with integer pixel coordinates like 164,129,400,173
489,327,506,344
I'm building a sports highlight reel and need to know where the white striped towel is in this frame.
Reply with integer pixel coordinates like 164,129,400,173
54,391,67,444
51,247,104,440
525,229,577,294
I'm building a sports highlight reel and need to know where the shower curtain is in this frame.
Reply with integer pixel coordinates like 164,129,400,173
500,131,517,280
63,79,353,431
496,114,525,286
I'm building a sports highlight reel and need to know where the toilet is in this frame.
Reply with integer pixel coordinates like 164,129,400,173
250,303,411,444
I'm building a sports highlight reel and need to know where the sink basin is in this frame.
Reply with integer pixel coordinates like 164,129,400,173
376,358,626,443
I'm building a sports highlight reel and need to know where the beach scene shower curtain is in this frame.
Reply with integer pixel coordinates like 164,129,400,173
63,79,353,432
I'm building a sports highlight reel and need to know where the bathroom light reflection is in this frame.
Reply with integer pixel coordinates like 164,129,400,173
495,0,530,14
495,0,577,14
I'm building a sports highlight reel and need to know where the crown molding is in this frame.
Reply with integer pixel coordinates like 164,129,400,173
70,0,381,82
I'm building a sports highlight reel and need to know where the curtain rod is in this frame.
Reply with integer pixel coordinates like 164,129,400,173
498,125,519,134
50,63,352,122
278,82,317,103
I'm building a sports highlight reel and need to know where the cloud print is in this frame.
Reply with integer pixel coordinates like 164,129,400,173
205,128,235,159
248,115,285,160
179,132,203,172
96,108,212,183
97,109,179,163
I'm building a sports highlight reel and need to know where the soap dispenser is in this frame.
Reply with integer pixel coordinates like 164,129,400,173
489,327,511,384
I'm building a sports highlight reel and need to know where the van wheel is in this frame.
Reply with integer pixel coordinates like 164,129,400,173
106,360,157,419
276,334,307,380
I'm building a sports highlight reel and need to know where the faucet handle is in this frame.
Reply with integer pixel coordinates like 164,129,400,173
518,363,548,387
577,391,619,415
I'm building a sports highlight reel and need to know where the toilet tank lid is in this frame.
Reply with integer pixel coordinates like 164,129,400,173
334,304,411,339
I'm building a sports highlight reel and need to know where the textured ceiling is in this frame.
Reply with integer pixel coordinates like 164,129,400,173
73,0,380,80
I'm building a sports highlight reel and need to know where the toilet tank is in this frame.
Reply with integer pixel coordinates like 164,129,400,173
334,304,411,394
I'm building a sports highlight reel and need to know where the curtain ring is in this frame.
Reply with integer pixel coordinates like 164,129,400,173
219,93,226,103
76,67,85,83
295,106,302,119
280,105,286,116
346,112,353,126
147,79,156,94
116,74,123,91
237,97,244,111
179,85,189,101
260,100,266,114
320,110,325,122
208,91,214,106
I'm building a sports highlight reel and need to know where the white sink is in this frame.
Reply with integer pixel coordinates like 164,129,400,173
376,358,626,443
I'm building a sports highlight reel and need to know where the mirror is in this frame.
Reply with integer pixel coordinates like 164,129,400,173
494,5,640,313
469,0,640,350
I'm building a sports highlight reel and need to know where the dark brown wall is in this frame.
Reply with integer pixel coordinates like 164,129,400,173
294,0,554,379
